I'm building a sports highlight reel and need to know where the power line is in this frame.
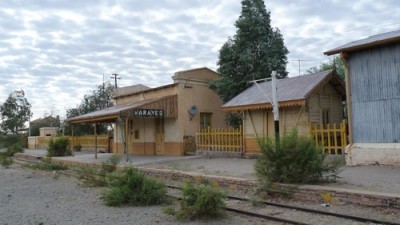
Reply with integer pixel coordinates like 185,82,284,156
110,73,121,88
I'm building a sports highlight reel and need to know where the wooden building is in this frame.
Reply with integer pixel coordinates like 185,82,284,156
222,70,345,155
325,30,400,165
67,67,226,156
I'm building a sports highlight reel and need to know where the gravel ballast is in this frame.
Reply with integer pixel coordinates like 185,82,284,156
0,165,269,225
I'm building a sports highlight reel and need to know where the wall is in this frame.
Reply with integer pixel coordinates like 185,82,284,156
243,106,309,154
349,43,400,143
307,82,343,124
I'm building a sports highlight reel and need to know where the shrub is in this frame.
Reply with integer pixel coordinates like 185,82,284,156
6,143,24,156
78,154,122,187
0,153,13,167
175,182,226,220
24,161,68,171
255,129,340,184
101,167,167,206
47,137,71,157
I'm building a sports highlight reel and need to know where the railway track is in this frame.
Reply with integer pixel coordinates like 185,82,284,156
12,157,400,225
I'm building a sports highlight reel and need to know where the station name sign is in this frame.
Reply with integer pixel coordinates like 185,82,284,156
133,109,164,118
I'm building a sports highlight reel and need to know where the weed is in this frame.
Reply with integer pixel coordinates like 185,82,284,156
23,162,68,171
255,129,340,185
47,136,71,157
78,154,122,187
101,167,167,206
0,153,13,167
175,182,226,220
6,143,23,156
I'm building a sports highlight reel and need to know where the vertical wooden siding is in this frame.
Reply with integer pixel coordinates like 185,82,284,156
349,43,400,143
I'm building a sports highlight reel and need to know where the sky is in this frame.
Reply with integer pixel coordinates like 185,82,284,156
1,0,400,121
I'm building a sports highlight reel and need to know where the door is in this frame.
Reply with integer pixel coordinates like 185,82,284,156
155,118,164,155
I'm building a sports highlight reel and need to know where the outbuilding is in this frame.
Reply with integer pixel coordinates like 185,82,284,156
325,30,400,165
222,70,346,155
67,67,226,156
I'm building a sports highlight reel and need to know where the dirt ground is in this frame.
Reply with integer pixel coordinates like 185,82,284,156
0,165,269,225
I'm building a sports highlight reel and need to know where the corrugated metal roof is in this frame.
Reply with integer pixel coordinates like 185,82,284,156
67,99,155,123
222,70,335,110
66,95,178,124
324,30,400,55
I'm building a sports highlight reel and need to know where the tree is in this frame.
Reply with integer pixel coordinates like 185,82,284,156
210,0,289,103
306,56,345,79
0,90,32,134
30,115,61,136
64,82,114,135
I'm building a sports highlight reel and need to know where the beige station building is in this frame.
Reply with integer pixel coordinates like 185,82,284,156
67,67,227,156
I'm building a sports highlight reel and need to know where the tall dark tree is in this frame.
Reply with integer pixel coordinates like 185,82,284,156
0,90,32,134
64,82,114,135
30,115,61,136
306,56,345,79
210,0,289,103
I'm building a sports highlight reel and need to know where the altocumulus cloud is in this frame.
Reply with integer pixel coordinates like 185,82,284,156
0,0,399,120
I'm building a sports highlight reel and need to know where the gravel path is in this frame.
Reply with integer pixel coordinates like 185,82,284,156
0,165,270,225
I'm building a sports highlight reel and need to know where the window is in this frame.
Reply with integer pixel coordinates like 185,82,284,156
200,113,212,129
322,109,329,127
134,130,140,139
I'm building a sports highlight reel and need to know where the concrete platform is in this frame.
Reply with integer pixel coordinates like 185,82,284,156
18,149,400,208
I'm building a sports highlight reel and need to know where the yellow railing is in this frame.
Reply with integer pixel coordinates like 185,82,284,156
309,120,348,155
196,126,243,152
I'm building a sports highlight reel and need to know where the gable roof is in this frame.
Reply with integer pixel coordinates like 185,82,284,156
222,70,345,111
324,30,400,55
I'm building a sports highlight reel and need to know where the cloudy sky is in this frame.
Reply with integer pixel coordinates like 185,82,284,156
1,0,399,120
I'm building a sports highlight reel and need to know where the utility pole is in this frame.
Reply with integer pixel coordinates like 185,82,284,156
110,73,121,88
249,70,280,142
292,59,305,75
271,71,279,141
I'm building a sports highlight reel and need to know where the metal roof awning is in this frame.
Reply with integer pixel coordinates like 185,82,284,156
67,95,178,124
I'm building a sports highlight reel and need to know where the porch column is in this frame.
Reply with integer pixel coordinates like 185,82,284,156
94,123,98,159
71,124,75,156
125,118,129,162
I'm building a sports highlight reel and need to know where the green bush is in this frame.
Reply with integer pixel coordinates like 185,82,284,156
255,129,340,184
101,167,167,206
6,143,24,156
0,153,13,167
175,182,226,220
47,137,71,157
78,154,121,187
0,134,27,149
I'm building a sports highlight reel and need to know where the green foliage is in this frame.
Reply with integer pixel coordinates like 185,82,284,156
306,56,345,79
6,143,23,155
64,82,114,136
101,167,167,206
0,90,32,134
0,153,13,167
24,161,68,171
255,130,340,184
77,154,121,187
210,0,288,105
174,182,226,221
30,116,61,136
47,137,71,157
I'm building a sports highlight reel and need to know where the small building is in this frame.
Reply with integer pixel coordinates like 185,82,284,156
222,70,345,155
325,30,400,165
39,127,58,137
67,67,226,156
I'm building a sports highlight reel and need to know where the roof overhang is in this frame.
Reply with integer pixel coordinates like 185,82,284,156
222,99,306,112
67,95,177,124
324,36,400,55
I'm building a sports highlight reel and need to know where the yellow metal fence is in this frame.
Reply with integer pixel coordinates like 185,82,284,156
196,126,243,152
309,120,348,155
